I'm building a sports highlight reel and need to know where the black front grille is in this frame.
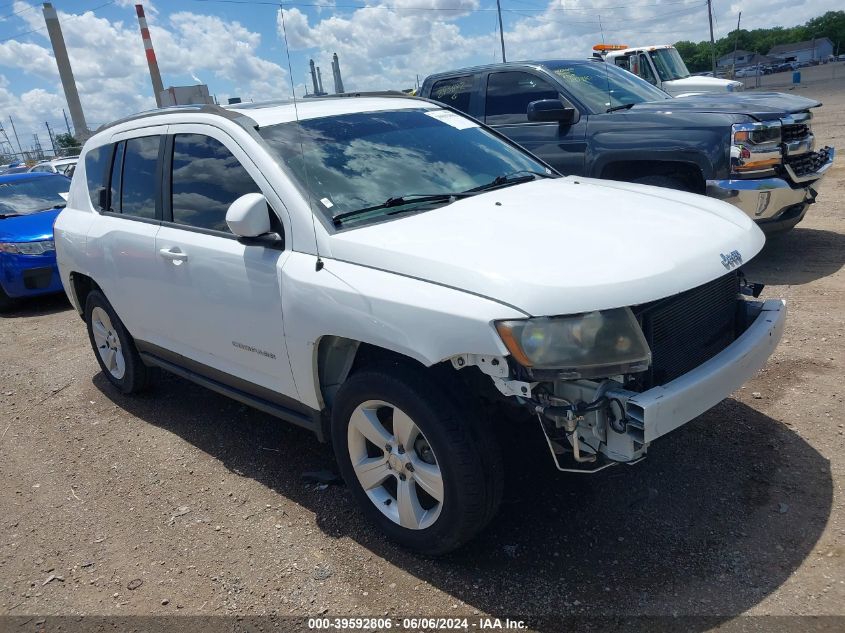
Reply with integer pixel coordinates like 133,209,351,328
785,147,830,178
22,267,54,290
782,123,809,143
633,272,740,390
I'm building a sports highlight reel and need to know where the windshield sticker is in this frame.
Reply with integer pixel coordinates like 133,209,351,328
320,197,334,208
425,109,478,130
553,68,591,83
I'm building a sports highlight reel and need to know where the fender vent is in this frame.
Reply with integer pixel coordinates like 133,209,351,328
633,272,740,390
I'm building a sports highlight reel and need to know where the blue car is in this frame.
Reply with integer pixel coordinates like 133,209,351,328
0,172,70,310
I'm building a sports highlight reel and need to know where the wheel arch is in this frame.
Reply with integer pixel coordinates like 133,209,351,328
600,159,707,194
67,272,101,318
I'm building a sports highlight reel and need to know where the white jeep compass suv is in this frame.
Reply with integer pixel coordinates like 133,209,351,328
55,96,785,554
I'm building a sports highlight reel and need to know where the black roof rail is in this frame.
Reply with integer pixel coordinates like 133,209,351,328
95,104,258,134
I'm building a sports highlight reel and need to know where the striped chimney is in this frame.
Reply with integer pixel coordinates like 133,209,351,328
136,4,164,107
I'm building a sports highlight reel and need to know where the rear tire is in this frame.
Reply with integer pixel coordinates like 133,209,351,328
631,175,692,191
84,290,152,394
332,363,502,555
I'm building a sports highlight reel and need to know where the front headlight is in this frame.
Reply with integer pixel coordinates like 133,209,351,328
0,240,55,255
730,120,782,174
495,307,651,378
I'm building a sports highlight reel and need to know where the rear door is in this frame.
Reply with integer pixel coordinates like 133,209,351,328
152,125,298,400
482,70,587,176
84,128,166,343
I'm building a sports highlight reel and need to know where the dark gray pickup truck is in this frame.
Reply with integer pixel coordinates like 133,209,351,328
420,60,834,232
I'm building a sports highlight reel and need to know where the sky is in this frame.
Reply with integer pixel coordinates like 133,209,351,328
0,0,840,154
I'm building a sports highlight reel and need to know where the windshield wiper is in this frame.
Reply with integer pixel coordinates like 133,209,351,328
0,213,20,219
606,103,636,113
332,192,474,225
466,170,555,194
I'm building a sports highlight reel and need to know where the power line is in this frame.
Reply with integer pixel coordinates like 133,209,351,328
0,0,116,44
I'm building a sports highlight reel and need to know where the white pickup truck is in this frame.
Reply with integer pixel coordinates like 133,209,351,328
55,95,785,554
599,44,744,96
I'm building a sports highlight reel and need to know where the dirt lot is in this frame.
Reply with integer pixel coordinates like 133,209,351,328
1,79,843,630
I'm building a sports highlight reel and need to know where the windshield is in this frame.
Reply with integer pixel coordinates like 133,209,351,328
258,108,550,227
543,62,670,113
649,48,691,81
0,176,69,216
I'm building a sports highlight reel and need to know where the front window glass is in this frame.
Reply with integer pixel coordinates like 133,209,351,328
170,134,261,232
0,176,69,216
638,54,657,85
485,72,560,125
543,61,670,112
650,48,691,81
258,108,548,227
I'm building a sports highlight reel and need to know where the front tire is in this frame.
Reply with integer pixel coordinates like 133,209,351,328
0,285,14,313
332,364,502,555
85,290,152,394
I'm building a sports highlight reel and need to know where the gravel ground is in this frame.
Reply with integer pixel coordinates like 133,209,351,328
1,78,843,630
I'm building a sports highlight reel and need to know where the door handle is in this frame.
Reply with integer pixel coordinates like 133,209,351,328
159,247,188,263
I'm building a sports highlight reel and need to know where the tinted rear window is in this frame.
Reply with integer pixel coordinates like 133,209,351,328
429,76,474,114
84,146,109,209
120,136,160,219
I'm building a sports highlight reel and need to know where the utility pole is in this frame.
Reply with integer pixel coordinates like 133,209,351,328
45,122,57,155
732,11,742,77
707,0,717,75
42,3,89,139
9,116,23,155
496,0,506,63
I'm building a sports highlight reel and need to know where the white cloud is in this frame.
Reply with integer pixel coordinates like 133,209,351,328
277,0,841,94
0,2,291,152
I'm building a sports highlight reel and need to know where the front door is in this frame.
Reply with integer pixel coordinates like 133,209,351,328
483,70,587,176
152,126,298,401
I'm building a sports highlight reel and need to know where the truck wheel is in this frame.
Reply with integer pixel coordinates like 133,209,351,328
632,175,691,192
331,364,502,555
84,290,153,394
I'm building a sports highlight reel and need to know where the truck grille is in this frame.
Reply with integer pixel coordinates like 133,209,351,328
782,123,809,143
633,272,740,390
785,147,830,178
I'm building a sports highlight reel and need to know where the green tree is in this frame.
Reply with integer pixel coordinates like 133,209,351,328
55,133,80,151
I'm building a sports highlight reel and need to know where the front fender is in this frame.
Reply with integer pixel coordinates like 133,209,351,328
281,252,526,411
586,112,735,179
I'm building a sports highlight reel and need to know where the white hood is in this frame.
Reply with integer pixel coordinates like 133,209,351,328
662,75,743,96
328,177,764,317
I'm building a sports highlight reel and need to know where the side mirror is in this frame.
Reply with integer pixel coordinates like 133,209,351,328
226,193,271,237
527,99,580,124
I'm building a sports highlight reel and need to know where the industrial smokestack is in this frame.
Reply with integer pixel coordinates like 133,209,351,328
135,4,164,107
309,59,319,95
331,53,344,94
316,66,324,94
42,3,89,139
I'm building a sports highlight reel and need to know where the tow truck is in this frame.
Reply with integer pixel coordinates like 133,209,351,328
595,44,743,96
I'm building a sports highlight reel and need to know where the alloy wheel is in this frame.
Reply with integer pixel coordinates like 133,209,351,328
347,400,444,530
91,306,126,380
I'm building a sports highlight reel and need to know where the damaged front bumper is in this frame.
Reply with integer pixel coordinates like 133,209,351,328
536,299,786,468
706,146,834,232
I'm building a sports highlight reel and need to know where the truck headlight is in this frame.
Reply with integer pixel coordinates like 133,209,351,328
495,307,651,378
0,240,55,255
731,121,782,174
